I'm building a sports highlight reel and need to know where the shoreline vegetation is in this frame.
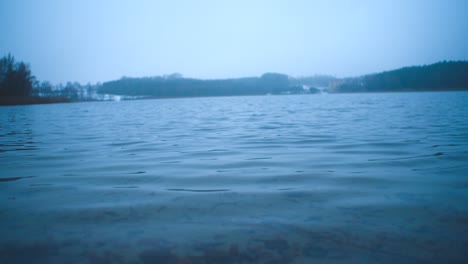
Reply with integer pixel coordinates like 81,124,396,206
1,53,467,106
327,61,468,93
0,96,70,106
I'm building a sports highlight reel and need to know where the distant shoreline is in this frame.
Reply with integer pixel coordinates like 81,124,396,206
0,96,70,106
3,89,468,106
326,87,468,94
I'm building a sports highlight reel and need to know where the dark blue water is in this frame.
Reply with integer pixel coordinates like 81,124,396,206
1,92,467,263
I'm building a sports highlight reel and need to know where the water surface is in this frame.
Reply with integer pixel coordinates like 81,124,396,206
1,92,467,263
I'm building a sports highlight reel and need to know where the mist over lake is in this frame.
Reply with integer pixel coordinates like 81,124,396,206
1,0,468,262
1,92,467,263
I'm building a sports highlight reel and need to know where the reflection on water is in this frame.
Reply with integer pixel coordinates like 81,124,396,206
1,92,468,263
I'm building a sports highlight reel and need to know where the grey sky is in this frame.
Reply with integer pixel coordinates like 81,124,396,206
1,0,467,84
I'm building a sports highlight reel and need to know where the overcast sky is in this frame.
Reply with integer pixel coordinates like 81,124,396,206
1,0,467,84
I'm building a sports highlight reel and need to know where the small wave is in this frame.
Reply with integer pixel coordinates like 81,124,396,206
128,171,146,174
277,188,296,191
368,152,444,161
413,165,468,172
0,176,35,182
166,188,230,192
208,149,228,152
245,157,272,160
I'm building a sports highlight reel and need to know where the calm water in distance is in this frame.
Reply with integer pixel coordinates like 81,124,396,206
1,92,467,263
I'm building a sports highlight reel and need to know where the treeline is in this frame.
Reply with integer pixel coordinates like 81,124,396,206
33,81,102,101
0,54,34,97
0,54,104,104
4,52,467,105
99,73,319,98
328,61,468,93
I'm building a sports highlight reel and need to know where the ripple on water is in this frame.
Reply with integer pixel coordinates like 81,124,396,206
0,92,468,262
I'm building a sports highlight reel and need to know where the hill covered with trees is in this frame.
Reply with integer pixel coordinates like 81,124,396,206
98,73,318,98
289,75,336,88
328,61,468,93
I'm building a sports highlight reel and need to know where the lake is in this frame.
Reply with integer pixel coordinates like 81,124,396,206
1,92,467,263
